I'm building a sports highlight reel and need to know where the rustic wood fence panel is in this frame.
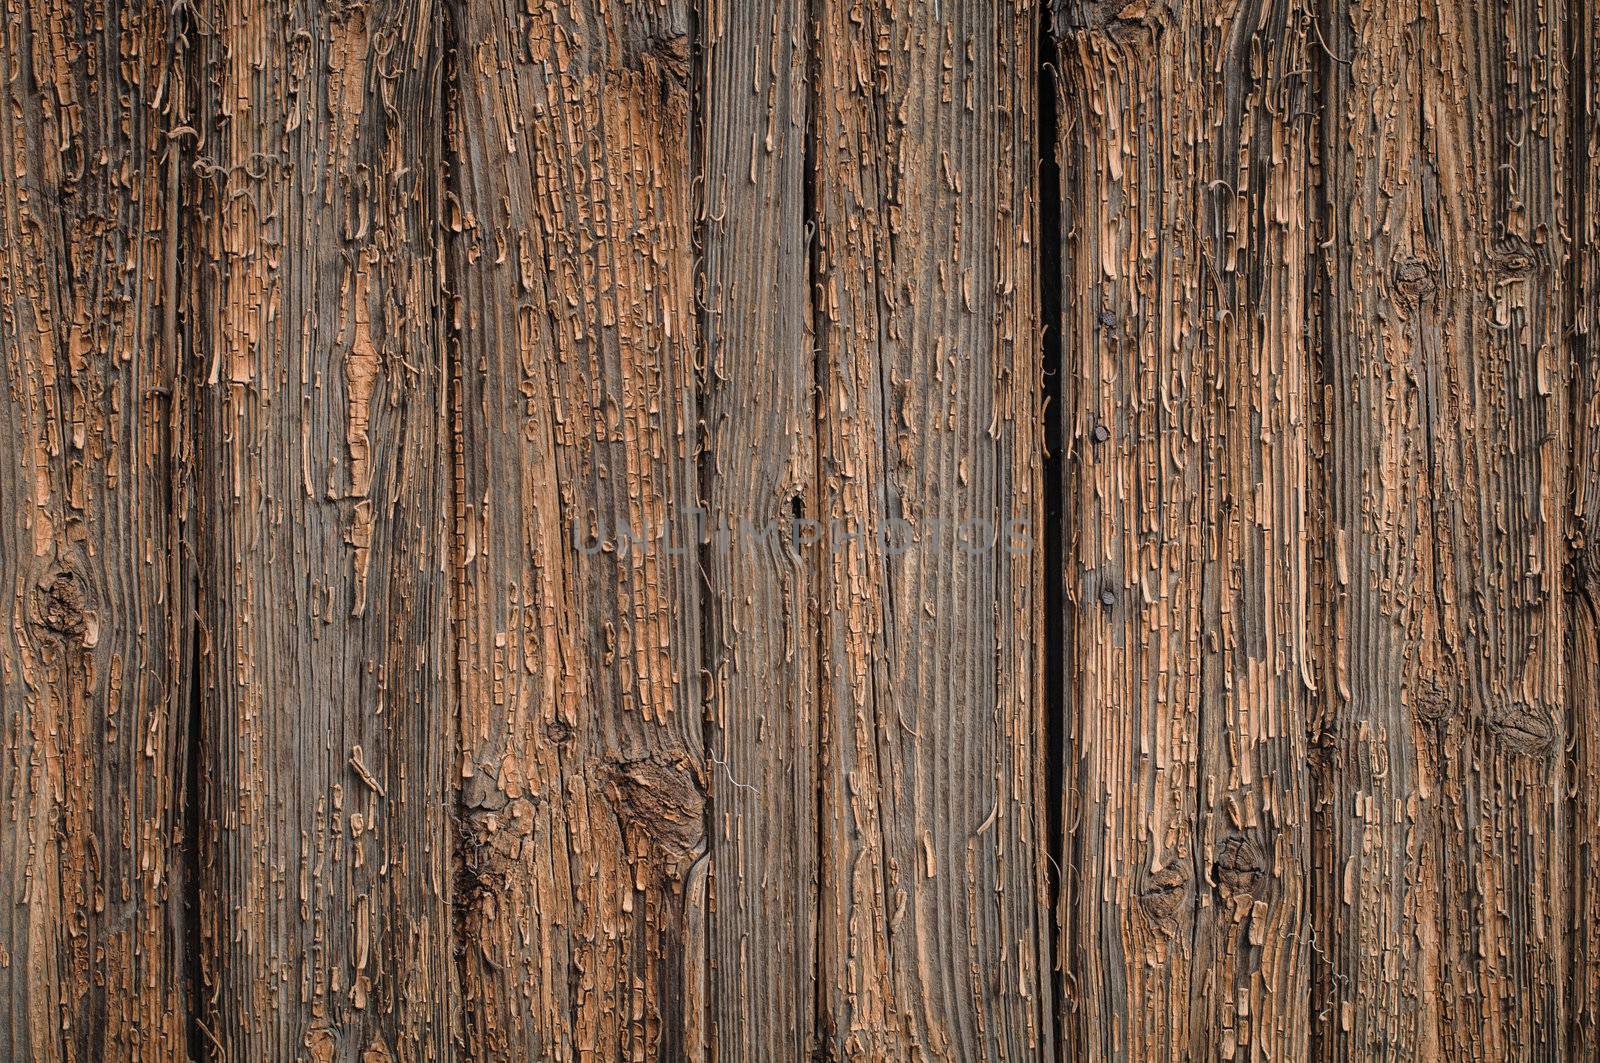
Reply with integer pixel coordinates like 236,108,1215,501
0,0,1595,1059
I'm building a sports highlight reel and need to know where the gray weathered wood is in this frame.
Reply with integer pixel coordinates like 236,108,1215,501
701,0,820,1057
812,0,1053,1056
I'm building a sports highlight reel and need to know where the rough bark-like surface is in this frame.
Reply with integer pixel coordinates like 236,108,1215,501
1052,1,1312,1057
700,0,820,1058
188,0,455,1058
810,0,1052,1057
0,0,191,1058
447,0,707,1058
1311,0,1571,1058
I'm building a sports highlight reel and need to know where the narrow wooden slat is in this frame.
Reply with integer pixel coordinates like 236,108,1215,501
0,0,191,1056
448,1,708,1057
1053,1,1312,1056
1311,0,1571,1057
1418,9,1570,1047
189,0,455,1056
811,0,1052,1056
700,0,820,1056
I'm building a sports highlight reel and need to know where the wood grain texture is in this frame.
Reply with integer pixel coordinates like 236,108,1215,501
2,0,1598,1055
1190,0,1313,1055
1054,9,1209,1054
447,0,707,1058
700,0,820,1058
0,0,191,1057
1311,0,1571,1058
188,0,455,1057
810,0,1052,1056
1052,1,1312,1057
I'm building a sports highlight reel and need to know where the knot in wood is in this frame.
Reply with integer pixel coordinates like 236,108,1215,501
31,566,91,642
1054,0,1165,35
1492,234,1538,278
605,755,705,862
1391,256,1438,300
1213,835,1266,895
1136,862,1190,929
1412,669,1456,723
325,0,366,23
639,32,691,93
1307,728,1340,777
1488,703,1557,756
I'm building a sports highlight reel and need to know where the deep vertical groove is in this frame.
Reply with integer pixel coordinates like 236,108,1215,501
182,612,205,1062
802,0,828,1046
439,0,474,1051
169,8,206,1057
688,0,716,1051
1035,8,1068,1060
1306,3,1336,1050
1565,0,1598,1051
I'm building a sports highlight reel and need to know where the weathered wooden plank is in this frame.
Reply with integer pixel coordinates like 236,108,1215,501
0,0,191,1057
188,0,455,1057
700,0,820,1057
810,0,1051,1056
1568,0,1598,1052
1053,7,1208,1054
1053,0,1312,1056
1191,0,1314,1054
1311,0,1571,1057
447,1,707,1057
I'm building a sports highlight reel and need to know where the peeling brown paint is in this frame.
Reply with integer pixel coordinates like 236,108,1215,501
1,0,1596,1059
